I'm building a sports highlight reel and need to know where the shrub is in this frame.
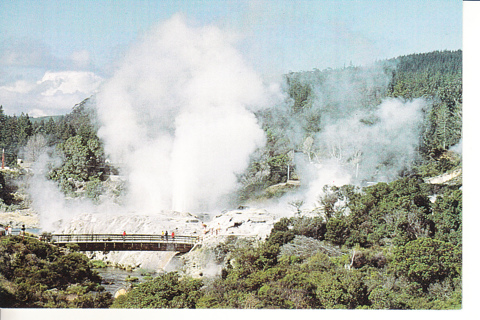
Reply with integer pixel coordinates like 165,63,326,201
0,237,110,307
90,260,107,268
393,238,461,292
111,272,203,308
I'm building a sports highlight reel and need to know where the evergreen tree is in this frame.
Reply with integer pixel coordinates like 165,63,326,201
17,113,33,146
45,117,57,135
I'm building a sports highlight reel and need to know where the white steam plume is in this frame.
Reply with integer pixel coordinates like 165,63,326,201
301,98,426,208
96,14,276,213
27,150,97,232
317,98,425,180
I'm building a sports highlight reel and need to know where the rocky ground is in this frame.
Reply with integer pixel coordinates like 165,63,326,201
425,168,462,185
0,209,39,228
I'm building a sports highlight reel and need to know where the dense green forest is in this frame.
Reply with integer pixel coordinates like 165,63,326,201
0,236,112,307
0,98,110,204
0,50,462,309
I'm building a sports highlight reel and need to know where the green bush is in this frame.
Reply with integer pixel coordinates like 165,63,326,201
112,272,203,308
432,189,462,245
0,236,110,308
125,276,139,282
90,260,107,268
393,238,461,292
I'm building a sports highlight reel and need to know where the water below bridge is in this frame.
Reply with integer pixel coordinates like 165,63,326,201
94,267,163,295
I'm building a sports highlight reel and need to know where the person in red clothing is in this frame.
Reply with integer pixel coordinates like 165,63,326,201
122,231,126,240
171,231,175,240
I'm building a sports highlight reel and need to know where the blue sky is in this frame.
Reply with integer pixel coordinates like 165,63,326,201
0,0,463,116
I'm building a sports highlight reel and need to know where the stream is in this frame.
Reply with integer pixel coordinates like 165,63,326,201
94,267,162,295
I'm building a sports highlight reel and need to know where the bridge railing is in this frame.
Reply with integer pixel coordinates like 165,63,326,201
50,234,199,244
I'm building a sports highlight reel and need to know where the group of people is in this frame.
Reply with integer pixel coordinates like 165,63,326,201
161,231,175,240
120,230,176,241
0,225,13,236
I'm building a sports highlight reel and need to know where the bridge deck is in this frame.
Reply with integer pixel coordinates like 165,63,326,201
50,234,199,253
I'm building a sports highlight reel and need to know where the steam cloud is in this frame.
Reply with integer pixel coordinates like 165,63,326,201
300,98,426,207
318,98,425,179
28,150,95,231
96,15,277,213
261,66,428,208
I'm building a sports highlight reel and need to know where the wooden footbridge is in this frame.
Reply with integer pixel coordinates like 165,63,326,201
49,234,200,253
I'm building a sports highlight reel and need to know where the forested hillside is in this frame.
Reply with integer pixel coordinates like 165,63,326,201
240,50,461,198
387,51,462,153
0,99,103,167
0,98,110,204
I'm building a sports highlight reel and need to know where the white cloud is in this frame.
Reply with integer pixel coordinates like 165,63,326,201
0,70,103,116
0,80,36,94
40,71,102,96
0,37,103,116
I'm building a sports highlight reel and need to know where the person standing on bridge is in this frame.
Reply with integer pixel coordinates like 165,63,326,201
123,231,126,241
165,231,168,241
171,231,175,240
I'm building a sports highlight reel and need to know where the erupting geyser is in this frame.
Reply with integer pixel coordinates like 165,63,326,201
96,14,277,213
